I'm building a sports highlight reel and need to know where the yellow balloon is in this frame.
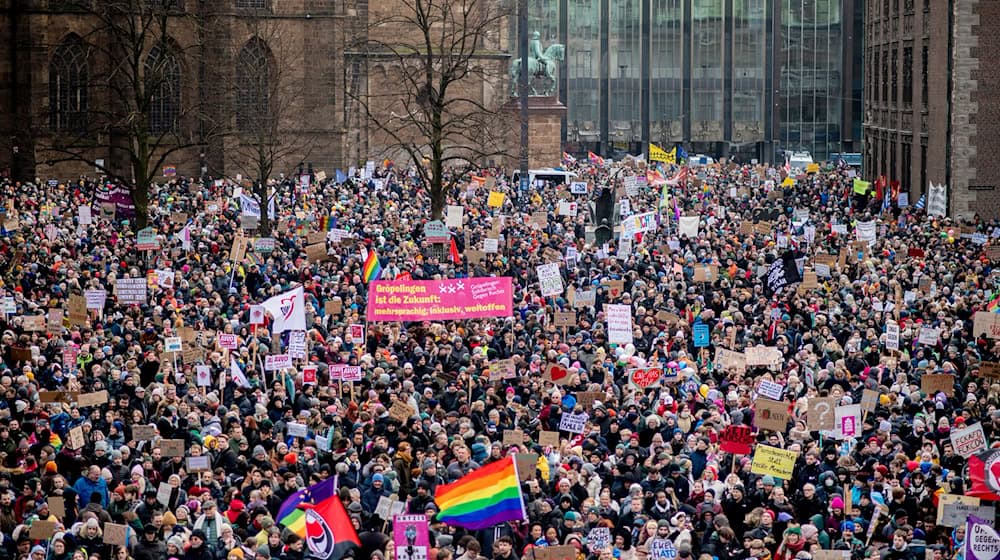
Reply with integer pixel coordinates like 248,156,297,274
699,384,710,398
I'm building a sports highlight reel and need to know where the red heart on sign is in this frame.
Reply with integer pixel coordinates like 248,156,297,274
546,363,569,384
630,367,662,388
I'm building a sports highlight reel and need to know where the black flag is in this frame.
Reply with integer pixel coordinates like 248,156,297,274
764,251,802,297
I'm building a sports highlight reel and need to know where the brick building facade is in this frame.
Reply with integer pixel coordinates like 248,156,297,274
863,0,1000,219
0,0,365,183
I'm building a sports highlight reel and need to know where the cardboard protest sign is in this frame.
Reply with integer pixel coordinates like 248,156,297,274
30,520,57,539
160,439,185,457
389,401,416,423
693,265,719,283
628,367,663,389
936,493,983,526
939,498,994,527
488,358,517,381
745,345,783,367
808,397,838,431
48,496,65,520
503,430,524,446
716,348,747,372
539,431,560,447
753,398,789,432
981,361,1000,379
860,389,880,413
39,391,77,403
575,391,604,410
543,362,572,385
133,424,156,441
22,315,45,331
922,374,955,396
68,295,89,326
115,278,147,305
103,523,129,546
514,453,538,481
750,444,797,479
77,390,109,408
537,263,563,296
306,243,329,262
974,311,1000,339
553,311,576,327
186,456,211,472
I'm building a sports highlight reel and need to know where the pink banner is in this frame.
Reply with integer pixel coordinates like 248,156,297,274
367,277,514,322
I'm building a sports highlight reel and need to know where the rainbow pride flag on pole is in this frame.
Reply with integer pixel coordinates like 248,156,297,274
434,456,525,530
363,249,382,282
278,477,337,537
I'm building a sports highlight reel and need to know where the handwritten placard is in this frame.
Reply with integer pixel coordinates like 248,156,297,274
103,523,129,546
160,439,185,458
77,390,109,408
539,431,560,447
921,374,955,396
503,430,524,446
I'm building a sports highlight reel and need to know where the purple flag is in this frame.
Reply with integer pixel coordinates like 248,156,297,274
967,515,1000,560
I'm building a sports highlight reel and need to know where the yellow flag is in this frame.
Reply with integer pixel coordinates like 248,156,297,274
781,177,795,188
806,163,820,174
649,143,675,164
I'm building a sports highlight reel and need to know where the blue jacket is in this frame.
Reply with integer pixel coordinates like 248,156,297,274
72,475,109,509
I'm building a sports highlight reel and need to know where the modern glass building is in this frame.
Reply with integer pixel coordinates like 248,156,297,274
519,0,863,163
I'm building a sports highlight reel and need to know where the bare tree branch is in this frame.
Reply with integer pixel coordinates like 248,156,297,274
347,0,512,221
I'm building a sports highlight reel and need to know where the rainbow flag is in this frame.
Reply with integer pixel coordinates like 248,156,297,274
987,291,1000,313
278,477,336,537
363,249,382,282
434,456,525,530
588,151,605,167
319,215,336,231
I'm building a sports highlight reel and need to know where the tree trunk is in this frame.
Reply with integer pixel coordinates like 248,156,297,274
430,140,445,220
132,178,150,231
255,181,271,236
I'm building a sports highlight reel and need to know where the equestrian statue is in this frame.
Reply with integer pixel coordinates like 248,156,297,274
510,31,565,97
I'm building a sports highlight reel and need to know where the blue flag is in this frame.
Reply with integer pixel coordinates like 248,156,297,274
335,169,347,184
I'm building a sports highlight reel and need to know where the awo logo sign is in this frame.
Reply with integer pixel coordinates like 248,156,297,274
279,295,296,322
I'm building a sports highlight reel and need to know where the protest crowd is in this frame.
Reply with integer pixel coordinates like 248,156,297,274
0,152,998,560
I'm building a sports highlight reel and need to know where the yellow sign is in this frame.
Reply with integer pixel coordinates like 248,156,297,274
750,445,797,479
853,179,870,195
806,163,820,174
781,177,795,188
487,191,505,208
649,143,675,164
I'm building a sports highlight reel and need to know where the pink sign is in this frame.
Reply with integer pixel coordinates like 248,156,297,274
393,514,429,548
367,277,514,322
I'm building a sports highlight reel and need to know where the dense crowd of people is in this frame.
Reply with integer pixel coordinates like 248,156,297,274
0,155,996,560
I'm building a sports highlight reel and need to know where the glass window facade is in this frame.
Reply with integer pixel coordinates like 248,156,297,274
516,0,858,162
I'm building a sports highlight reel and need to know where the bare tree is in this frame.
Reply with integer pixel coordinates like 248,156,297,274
37,0,214,230
348,0,511,221
225,17,314,236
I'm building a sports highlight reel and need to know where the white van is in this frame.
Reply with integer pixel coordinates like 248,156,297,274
787,151,814,170
511,169,578,189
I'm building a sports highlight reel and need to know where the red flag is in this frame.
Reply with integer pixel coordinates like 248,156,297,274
968,449,1000,501
450,237,461,264
299,495,360,560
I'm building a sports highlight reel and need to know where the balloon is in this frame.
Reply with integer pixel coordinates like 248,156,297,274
667,361,678,370
678,361,687,369
699,384,709,398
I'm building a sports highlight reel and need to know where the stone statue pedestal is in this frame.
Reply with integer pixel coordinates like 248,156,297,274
503,96,566,169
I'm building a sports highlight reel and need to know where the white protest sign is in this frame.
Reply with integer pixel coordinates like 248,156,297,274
537,263,564,296
249,305,265,325
286,422,308,438
951,422,987,458
835,404,862,439
856,220,877,245
570,182,588,194
195,365,212,387
288,331,307,359
265,354,292,371
678,216,700,238
164,337,182,353
886,322,900,350
605,304,634,344
446,205,464,228
756,380,784,401
483,238,499,253
918,327,941,346
558,412,588,433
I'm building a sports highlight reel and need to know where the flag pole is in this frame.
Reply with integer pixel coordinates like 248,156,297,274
508,456,529,523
